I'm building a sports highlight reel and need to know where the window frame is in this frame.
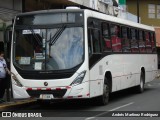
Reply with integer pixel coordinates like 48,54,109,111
130,28,139,53
87,17,157,55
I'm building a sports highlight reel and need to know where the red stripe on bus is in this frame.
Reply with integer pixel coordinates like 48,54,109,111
46,88,51,90
66,86,71,89
37,88,41,90
56,88,61,90
67,96,73,99
27,88,32,91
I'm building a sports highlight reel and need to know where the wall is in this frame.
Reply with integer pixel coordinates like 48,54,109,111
0,0,22,42
155,27,160,47
127,0,160,26
0,0,22,11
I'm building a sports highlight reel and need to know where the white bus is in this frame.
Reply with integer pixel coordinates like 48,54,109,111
11,9,158,105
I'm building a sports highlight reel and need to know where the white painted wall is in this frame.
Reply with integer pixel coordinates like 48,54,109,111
69,0,119,16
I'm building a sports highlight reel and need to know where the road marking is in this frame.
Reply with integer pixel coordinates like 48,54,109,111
85,102,134,120
108,102,134,111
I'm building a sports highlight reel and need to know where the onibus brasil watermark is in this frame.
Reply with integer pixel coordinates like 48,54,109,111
1,112,42,118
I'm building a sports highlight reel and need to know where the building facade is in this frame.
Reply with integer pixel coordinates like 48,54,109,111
127,0,160,26
126,0,160,46
0,0,22,51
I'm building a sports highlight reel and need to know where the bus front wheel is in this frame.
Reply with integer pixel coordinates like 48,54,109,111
97,79,110,105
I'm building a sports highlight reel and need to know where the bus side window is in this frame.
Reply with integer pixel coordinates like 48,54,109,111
150,32,156,53
111,24,122,52
122,27,131,52
145,32,152,53
130,28,139,53
139,30,146,53
88,28,101,56
102,22,111,52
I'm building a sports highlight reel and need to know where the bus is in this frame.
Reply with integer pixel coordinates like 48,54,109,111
11,9,158,105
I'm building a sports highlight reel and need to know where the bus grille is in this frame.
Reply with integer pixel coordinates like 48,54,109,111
26,89,67,98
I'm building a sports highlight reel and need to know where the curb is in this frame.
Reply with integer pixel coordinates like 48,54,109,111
0,99,36,111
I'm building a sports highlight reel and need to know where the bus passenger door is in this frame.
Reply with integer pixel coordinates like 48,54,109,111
87,20,102,97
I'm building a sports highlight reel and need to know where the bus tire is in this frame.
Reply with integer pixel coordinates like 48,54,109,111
136,71,145,93
97,78,110,105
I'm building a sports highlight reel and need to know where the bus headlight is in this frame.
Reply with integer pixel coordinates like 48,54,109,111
71,71,86,86
11,73,23,87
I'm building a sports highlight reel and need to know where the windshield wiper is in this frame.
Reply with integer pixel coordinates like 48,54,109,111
29,27,42,45
49,25,66,46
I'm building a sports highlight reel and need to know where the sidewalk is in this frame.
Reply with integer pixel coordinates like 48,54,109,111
0,90,36,111
0,99,36,111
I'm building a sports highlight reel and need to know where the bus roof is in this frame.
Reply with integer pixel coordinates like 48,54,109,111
84,9,155,31
16,9,84,16
16,9,154,31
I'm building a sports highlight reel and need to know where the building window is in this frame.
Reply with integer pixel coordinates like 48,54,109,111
157,5,160,19
148,4,155,19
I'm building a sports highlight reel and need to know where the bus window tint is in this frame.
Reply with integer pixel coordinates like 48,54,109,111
92,29,101,53
88,28,101,55
150,33,156,53
111,24,122,52
122,27,131,52
145,32,152,53
130,28,139,53
139,30,146,53
102,23,111,52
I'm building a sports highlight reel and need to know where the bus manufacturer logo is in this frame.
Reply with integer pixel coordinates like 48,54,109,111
44,82,48,86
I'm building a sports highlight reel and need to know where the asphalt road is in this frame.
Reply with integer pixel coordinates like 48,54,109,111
4,78,160,120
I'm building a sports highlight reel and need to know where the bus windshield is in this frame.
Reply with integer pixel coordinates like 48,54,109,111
13,26,84,71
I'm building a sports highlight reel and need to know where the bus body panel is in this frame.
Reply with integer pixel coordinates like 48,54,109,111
89,54,157,95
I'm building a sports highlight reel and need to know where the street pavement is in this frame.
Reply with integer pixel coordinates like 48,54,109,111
1,78,160,120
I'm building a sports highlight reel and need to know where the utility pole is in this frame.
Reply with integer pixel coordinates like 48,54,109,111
137,0,139,23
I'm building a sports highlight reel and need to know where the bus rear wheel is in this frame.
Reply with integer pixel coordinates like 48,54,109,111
136,71,145,93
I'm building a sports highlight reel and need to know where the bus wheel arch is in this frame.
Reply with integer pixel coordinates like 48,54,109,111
104,71,112,93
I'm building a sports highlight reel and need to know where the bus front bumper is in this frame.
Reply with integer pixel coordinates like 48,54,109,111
12,82,90,100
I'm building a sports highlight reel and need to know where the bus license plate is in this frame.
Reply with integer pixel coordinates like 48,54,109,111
40,94,54,99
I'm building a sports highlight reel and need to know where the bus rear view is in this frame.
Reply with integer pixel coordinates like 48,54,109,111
11,10,90,100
